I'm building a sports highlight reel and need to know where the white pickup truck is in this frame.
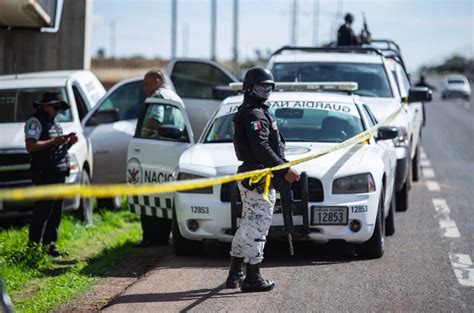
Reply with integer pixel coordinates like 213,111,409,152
0,70,106,223
267,46,431,212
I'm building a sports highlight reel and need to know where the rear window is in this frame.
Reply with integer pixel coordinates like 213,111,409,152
447,80,465,84
0,87,71,123
272,62,393,98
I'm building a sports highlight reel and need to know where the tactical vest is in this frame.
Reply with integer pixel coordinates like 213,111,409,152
29,111,69,174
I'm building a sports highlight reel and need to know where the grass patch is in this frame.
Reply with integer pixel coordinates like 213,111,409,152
0,209,142,313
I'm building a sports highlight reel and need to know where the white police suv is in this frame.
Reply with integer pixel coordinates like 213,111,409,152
126,82,398,259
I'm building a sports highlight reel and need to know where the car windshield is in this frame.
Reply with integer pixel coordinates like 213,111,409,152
204,101,364,143
0,87,71,123
447,79,465,84
272,62,393,98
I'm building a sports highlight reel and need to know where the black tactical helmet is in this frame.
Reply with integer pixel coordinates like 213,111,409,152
242,66,275,92
344,13,354,23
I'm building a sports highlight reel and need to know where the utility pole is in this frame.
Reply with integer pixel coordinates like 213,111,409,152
110,20,116,59
232,0,239,74
211,0,217,61
171,0,177,58
182,23,189,57
312,0,319,46
290,0,298,45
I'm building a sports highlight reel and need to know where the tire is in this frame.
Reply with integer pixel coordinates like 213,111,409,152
385,187,396,236
97,196,122,211
357,188,385,259
172,210,204,256
412,143,421,182
75,170,93,225
395,180,409,212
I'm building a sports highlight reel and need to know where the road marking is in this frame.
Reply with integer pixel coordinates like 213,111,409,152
420,159,431,167
421,150,427,160
422,168,435,178
433,199,460,238
426,180,440,192
439,219,461,238
449,253,474,287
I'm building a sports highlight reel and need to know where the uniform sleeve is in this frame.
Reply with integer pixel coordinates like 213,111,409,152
24,117,42,141
244,109,285,169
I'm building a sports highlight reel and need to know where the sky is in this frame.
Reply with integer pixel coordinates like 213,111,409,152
91,0,474,72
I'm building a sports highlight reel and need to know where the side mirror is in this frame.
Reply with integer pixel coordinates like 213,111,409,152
158,125,186,141
377,126,399,140
213,85,237,100
408,87,432,103
86,109,119,126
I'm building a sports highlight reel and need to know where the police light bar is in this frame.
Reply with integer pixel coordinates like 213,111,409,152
229,82,358,92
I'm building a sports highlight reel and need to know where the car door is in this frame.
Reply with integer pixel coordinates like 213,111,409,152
394,62,422,158
166,58,239,141
127,98,194,216
82,77,146,184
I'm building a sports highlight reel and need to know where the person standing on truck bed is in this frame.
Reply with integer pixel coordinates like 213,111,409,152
134,69,185,248
25,92,78,257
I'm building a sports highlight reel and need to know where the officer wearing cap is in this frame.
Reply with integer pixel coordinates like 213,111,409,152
24,92,78,257
337,13,360,46
225,67,300,292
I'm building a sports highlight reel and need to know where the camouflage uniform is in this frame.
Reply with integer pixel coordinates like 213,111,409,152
230,181,276,264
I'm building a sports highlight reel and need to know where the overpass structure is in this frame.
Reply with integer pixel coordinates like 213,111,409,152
0,0,91,75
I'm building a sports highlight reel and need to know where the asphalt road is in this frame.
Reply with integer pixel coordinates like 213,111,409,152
104,81,473,312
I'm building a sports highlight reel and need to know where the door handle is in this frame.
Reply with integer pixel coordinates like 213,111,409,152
133,148,141,153
96,150,109,155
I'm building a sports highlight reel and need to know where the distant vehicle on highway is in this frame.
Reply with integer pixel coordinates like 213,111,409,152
0,70,106,222
441,74,471,100
126,82,399,259
82,58,238,210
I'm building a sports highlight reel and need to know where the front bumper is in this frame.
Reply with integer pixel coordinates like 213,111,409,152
174,188,380,244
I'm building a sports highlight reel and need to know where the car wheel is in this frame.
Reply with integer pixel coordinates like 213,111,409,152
75,170,93,225
412,143,421,182
395,180,409,212
357,187,385,259
97,196,122,211
385,187,396,236
172,210,204,256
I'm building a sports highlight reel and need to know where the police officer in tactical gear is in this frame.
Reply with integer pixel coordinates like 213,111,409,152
337,13,361,46
226,67,300,292
24,92,78,257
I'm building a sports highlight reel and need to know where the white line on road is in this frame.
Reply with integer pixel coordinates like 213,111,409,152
422,168,435,178
426,180,440,192
420,159,431,168
433,199,460,238
449,253,474,287
421,150,427,160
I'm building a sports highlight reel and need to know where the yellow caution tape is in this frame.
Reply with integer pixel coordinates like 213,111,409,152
0,104,404,202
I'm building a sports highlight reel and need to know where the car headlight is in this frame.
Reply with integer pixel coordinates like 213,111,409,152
176,172,213,194
69,154,80,175
394,126,408,147
332,173,376,194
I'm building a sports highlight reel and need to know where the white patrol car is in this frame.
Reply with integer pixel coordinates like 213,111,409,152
0,70,106,223
267,47,431,212
126,83,398,259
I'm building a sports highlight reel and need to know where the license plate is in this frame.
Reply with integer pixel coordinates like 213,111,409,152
311,206,348,225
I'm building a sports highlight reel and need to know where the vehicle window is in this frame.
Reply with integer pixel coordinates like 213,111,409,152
363,104,377,127
171,61,233,99
73,85,88,121
0,87,71,123
395,64,411,98
98,81,146,120
205,103,364,143
448,80,465,84
136,102,188,141
272,62,393,98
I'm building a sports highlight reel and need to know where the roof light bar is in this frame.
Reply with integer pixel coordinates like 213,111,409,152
229,82,358,92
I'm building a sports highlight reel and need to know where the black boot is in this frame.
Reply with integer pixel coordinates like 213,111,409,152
225,257,245,288
241,262,275,292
